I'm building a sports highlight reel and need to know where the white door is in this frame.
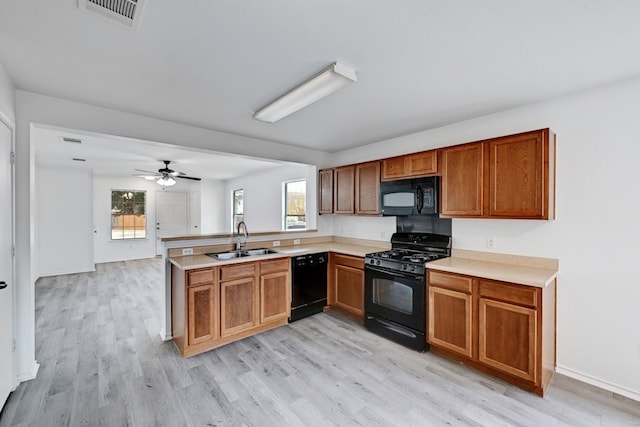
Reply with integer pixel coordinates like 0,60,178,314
0,119,14,408
155,191,188,255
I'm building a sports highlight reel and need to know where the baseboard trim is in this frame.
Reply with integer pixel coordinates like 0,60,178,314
16,361,40,383
160,330,173,342
556,365,640,403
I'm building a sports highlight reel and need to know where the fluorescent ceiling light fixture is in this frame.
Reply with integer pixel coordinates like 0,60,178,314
157,175,176,187
253,62,357,123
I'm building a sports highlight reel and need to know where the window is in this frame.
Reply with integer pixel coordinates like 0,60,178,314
284,180,306,230
111,190,146,239
232,189,244,231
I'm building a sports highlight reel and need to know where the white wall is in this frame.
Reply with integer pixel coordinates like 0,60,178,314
36,166,94,276
224,164,317,233
199,179,225,233
331,76,640,400
0,63,15,123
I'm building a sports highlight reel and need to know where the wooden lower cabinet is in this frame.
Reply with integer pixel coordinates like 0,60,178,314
479,298,536,381
172,258,291,357
428,286,473,358
220,276,258,336
427,270,556,396
259,259,290,324
188,283,218,346
329,253,364,319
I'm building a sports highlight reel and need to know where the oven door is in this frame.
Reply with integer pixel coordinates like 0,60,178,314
364,265,425,332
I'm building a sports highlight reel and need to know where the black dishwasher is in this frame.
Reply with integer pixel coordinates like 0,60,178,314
289,252,328,322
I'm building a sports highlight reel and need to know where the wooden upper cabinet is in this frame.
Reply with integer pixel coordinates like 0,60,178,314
489,129,554,219
334,165,355,214
318,169,334,214
440,142,486,216
381,150,438,181
355,161,380,215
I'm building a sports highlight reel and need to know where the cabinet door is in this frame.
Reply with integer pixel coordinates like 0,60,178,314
428,286,472,358
489,130,547,218
333,264,364,318
407,150,437,176
318,169,334,214
381,156,407,181
220,276,258,336
188,283,218,346
479,298,537,381
334,166,355,214
260,271,290,324
440,142,485,216
355,161,380,215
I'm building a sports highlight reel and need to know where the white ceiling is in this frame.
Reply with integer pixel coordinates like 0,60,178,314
2,1,640,152
32,125,286,180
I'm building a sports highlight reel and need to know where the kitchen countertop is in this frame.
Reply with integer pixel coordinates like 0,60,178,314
170,241,558,288
169,242,387,270
426,253,558,288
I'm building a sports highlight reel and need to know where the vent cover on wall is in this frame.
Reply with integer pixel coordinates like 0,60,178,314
78,0,145,29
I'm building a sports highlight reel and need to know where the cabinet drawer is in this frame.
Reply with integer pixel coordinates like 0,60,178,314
187,268,216,287
220,262,257,281
332,253,364,270
479,280,538,308
260,258,290,275
428,271,473,293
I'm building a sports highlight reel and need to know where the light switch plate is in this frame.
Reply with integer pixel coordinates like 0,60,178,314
182,248,194,255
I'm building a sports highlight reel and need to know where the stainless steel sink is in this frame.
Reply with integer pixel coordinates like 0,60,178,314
205,250,249,260
205,248,279,260
244,248,279,256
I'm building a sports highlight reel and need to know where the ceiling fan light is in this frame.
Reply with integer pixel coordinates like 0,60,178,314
157,176,176,186
253,62,357,123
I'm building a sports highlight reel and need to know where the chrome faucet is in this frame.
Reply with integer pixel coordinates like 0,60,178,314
236,221,249,250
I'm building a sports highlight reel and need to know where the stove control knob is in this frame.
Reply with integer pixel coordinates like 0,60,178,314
375,260,381,266
402,264,407,270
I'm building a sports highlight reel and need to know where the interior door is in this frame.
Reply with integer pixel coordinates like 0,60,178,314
0,119,14,408
155,191,188,255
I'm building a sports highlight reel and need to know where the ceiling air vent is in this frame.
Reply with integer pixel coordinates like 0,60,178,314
78,0,145,29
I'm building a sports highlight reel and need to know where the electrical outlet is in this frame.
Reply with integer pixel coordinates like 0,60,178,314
293,239,301,245
182,248,194,255
381,231,387,239
272,240,281,247
487,237,496,250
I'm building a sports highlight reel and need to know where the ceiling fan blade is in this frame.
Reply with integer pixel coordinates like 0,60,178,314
134,168,158,174
176,175,201,181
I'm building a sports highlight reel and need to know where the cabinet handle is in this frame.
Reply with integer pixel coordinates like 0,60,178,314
0,281,7,290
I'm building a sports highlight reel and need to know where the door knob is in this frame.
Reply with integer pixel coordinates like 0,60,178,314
0,281,7,289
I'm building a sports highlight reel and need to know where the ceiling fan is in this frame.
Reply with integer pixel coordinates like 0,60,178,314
134,160,201,187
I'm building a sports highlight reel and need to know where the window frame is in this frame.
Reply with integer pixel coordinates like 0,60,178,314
283,179,307,231
110,189,147,240
232,188,244,232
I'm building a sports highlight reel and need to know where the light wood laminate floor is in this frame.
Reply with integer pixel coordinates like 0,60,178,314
1,258,639,426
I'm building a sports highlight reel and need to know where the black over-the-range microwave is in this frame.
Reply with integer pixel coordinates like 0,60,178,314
379,176,440,216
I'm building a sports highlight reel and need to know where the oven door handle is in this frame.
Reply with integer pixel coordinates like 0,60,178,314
365,264,423,281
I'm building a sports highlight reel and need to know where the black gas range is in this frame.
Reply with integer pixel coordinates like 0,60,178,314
364,232,451,351
365,232,451,275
